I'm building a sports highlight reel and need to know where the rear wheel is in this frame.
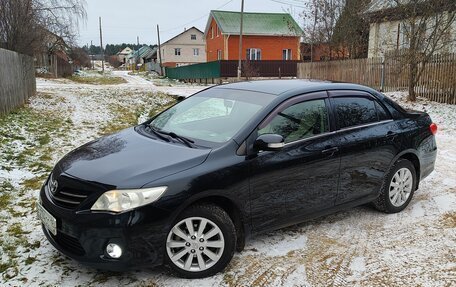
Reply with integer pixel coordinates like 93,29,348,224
164,204,236,278
373,159,417,213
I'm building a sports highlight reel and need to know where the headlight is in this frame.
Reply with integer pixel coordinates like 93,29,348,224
91,186,167,212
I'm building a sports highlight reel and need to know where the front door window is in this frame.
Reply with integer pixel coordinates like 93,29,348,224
259,99,329,143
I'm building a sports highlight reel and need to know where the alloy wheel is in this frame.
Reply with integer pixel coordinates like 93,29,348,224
389,167,413,207
166,217,225,272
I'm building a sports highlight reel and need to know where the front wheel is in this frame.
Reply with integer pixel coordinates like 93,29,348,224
164,204,236,278
373,159,417,213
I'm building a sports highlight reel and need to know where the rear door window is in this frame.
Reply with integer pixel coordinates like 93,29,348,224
375,101,391,121
332,97,377,129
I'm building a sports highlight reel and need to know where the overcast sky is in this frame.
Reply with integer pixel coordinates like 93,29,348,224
78,0,305,46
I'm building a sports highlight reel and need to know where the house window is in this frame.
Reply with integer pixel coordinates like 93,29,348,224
193,48,199,56
174,48,181,56
216,26,220,37
211,27,214,39
282,49,292,60
246,48,261,60
217,50,222,60
191,34,196,40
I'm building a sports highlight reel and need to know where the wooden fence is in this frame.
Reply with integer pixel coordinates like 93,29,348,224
297,53,456,104
35,53,73,77
0,48,36,115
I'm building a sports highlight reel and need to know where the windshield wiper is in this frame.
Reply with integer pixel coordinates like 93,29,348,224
147,125,170,142
167,132,196,148
148,124,196,148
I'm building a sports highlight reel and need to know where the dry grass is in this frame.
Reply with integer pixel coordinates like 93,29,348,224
67,75,127,85
441,212,456,228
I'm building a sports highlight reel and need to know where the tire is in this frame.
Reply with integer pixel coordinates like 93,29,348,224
164,204,236,278
373,159,417,213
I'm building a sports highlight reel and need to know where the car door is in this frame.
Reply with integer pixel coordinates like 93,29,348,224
247,92,341,232
328,91,398,205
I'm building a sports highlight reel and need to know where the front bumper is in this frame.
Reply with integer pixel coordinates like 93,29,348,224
39,185,171,271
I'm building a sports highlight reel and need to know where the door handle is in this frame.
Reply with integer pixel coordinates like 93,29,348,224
322,147,339,155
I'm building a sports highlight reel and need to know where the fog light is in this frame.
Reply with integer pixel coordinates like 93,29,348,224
106,243,122,259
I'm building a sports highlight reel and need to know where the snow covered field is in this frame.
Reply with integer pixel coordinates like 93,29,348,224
0,73,454,286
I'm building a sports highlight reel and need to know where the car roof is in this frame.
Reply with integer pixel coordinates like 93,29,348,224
213,79,377,98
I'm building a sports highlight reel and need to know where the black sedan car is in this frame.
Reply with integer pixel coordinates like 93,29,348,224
38,80,437,278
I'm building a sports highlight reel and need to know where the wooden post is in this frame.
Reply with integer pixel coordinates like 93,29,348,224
99,17,104,73
237,0,244,80
157,25,164,76
380,58,385,92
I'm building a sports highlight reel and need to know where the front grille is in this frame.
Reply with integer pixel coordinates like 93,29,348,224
51,232,85,256
50,187,90,209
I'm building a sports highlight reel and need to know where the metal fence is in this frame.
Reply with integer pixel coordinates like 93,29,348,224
0,48,36,115
297,53,456,104
221,60,299,78
165,61,221,80
165,60,300,80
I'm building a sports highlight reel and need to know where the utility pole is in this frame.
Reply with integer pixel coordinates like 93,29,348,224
99,17,104,73
90,40,94,70
237,0,244,80
157,25,164,76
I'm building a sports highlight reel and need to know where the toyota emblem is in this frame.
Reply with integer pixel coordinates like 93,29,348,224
49,178,58,194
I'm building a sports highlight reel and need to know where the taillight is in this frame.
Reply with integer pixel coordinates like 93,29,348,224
430,123,438,135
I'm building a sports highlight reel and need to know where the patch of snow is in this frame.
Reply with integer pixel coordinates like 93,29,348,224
0,169,35,187
433,194,456,213
409,201,426,218
281,265,310,287
246,232,308,257
349,257,366,274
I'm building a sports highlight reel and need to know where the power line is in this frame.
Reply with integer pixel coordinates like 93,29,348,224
159,0,235,33
269,0,306,9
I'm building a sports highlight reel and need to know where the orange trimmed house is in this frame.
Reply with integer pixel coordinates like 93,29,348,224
204,10,303,62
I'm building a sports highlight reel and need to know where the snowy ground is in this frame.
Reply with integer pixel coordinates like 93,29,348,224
0,74,455,286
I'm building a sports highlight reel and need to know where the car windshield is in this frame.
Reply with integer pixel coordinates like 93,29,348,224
149,88,276,145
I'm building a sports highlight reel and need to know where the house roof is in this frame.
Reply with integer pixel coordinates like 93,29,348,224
364,0,452,14
131,45,157,60
365,0,398,14
364,0,454,21
118,47,132,55
205,10,303,37
161,27,204,46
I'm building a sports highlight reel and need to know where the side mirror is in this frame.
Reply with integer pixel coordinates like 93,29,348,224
254,134,285,151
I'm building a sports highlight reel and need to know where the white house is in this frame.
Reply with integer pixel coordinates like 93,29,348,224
160,27,206,67
365,0,456,58
117,47,133,64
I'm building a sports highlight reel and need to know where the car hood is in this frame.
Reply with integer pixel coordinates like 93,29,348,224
56,127,211,188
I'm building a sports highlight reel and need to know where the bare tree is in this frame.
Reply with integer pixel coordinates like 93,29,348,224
301,0,346,59
0,0,86,56
391,0,456,101
107,55,122,69
368,0,456,101
69,46,91,68
332,0,370,59
242,60,259,80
